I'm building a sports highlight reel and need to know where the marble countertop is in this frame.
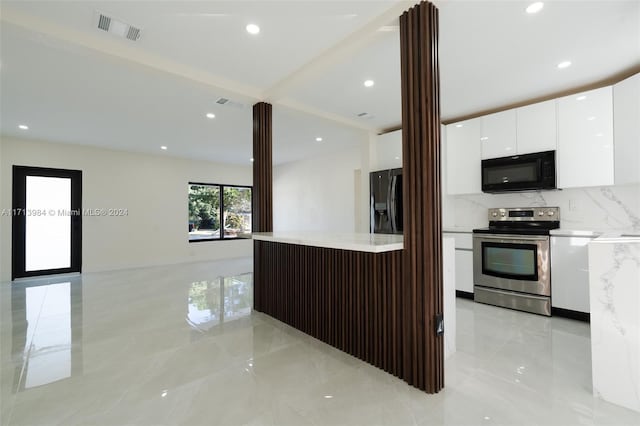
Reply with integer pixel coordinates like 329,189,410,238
551,229,640,238
590,235,640,243
442,226,474,234
252,232,404,253
550,229,603,237
442,227,640,237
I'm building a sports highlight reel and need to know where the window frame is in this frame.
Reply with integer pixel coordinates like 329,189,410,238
188,182,253,243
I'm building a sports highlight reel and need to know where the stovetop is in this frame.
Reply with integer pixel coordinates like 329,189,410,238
473,207,560,236
473,224,559,236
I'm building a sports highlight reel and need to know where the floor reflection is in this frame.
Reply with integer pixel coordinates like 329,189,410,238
187,272,252,332
10,277,83,392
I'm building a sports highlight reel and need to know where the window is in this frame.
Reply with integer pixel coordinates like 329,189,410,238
188,183,252,242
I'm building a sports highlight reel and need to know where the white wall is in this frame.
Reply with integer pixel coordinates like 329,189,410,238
273,146,364,233
0,137,3,280
0,137,253,282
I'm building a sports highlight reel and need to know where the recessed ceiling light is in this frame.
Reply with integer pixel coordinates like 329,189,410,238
250,158,255,162
315,137,323,142
160,146,167,150
576,95,587,101
480,137,489,141
364,80,375,87
526,2,544,14
395,156,400,160
557,61,572,69
588,116,596,121
455,124,463,128
18,124,29,130
246,24,260,35
206,113,215,119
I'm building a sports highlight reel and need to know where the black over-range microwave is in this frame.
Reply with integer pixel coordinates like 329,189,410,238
481,150,556,193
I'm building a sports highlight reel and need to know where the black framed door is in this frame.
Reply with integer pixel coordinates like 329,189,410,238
12,166,82,279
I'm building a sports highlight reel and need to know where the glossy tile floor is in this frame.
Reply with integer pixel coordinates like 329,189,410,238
1,258,639,426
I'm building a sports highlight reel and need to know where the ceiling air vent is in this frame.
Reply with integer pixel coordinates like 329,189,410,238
95,12,142,41
97,14,111,32
215,97,245,109
126,26,141,42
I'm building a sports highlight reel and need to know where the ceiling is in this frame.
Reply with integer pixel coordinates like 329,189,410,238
1,0,638,165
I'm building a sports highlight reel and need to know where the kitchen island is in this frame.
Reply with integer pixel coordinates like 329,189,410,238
589,235,640,413
252,232,455,387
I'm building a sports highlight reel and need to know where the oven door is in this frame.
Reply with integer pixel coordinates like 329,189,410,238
473,234,550,296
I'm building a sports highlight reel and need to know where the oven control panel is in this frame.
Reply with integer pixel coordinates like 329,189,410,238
488,207,560,222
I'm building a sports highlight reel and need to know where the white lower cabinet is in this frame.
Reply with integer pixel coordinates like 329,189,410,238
444,232,474,293
551,236,594,313
455,250,474,293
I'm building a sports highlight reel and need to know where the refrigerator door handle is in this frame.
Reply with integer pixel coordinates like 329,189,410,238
389,175,397,233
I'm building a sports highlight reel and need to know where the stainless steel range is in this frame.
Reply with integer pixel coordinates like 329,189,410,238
473,207,560,316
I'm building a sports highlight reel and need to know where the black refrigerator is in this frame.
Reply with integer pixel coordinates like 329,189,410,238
370,168,403,234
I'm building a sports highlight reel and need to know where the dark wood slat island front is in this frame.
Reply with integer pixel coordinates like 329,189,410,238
253,232,456,391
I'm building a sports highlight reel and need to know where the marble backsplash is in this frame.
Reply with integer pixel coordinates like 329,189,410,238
444,183,640,231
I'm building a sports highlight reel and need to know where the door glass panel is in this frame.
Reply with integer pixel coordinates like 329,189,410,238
25,176,71,271
483,245,536,276
484,162,538,185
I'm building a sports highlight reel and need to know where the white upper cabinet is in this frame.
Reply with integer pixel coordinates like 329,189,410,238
480,101,557,159
374,129,402,171
516,99,557,155
446,118,481,194
557,86,614,189
613,72,640,185
480,110,516,159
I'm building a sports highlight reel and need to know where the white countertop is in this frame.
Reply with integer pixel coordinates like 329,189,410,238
590,235,640,244
252,232,404,253
442,226,474,234
551,229,640,238
550,229,603,237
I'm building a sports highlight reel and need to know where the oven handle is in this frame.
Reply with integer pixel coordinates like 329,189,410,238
473,234,548,242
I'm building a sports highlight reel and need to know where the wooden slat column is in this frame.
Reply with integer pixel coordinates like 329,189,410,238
399,1,444,393
253,102,273,312
252,102,273,232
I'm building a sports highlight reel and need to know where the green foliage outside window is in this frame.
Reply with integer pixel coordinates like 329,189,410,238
189,185,220,230
188,183,252,241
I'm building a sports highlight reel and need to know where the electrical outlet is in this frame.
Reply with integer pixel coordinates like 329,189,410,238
435,313,444,336
569,199,577,211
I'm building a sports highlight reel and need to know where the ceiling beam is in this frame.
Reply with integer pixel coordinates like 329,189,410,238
277,98,380,132
0,2,409,134
261,1,414,102
0,6,263,102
